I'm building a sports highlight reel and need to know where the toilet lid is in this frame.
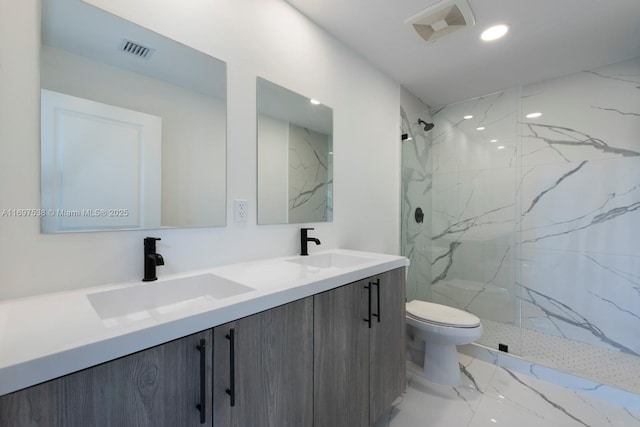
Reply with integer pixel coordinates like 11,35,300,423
406,300,480,328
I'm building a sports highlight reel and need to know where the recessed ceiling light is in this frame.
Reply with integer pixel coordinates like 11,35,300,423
464,115,473,120
526,112,542,118
476,126,485,131
497,145,505,150
490,139,498,143
481,24,509,41
310,99,321,105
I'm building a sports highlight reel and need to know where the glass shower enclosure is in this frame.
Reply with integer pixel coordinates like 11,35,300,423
401,57,640,392
401,88,522,356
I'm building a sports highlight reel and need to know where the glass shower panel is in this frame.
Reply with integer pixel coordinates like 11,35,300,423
401,106,434,303
428,89,522,355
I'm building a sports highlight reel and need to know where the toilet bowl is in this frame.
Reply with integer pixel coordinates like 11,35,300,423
406,300,483,386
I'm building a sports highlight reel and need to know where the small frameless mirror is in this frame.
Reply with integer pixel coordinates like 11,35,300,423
256,77,333,225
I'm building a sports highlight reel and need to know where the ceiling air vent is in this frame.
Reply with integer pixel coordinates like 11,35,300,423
405,0,475,43
120,39,154,59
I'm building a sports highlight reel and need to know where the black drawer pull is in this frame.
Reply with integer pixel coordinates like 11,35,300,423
363,284,372,328
196,339,206,424
372,278,381,323
225,329,236,407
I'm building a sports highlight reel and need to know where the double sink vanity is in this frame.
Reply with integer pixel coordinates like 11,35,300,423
0,249,408,426
7,2,407,424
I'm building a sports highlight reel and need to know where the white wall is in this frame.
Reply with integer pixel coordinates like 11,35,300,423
0,0,401,300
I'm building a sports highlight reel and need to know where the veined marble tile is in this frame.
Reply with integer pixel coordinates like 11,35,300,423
431,278,515,324
519,157,640,255
375,354,496,427
429,166,517,305
485,366,640,426
432,168,517,240
521,57,640,167
431,89,519,174
519,248,640,355
378,352,640,427
468,396,575,427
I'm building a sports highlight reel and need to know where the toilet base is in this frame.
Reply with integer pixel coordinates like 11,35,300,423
420,340,462,386
405,304,484,387
406,325,465,386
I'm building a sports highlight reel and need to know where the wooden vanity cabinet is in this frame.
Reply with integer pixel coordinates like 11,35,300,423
314,268,406,427
213,296,314,427
0,267,404,427
0,330,213,427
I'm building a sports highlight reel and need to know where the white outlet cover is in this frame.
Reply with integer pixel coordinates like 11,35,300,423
234,199,248,223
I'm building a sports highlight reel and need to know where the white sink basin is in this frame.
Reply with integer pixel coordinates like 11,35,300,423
286,252,375,269
87,274,255,320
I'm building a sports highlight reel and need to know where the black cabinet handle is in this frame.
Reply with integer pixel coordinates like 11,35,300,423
372,278,381,323
363,284,372,328
196,339,206,424
225,329,236,407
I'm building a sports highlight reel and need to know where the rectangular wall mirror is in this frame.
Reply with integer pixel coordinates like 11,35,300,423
40,0,227,232
257,77,333,225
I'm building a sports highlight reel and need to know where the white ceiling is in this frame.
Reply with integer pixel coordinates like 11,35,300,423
285,0,640,106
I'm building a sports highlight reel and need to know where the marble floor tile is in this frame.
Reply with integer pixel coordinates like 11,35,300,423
485,366,638,426
375,354,495,427
377,354,640,427
468,396,571,427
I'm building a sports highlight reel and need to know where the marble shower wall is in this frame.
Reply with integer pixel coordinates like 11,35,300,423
518,57,640,355
408,56,640,357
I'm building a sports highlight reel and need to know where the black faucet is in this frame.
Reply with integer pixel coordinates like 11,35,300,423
143,237,164,281
300,228,321,256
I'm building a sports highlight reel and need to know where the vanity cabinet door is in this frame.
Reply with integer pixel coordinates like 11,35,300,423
313,277,370,427
213,296,313,427
0,330,213,427
313,268,406,427
369,267,406,423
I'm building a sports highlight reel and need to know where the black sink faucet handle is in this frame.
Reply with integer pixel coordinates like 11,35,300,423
143,237,164,281
144,236,161,250
300,228,321,256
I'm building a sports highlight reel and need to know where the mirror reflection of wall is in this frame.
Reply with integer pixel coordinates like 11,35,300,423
40,0,227,233
256,77,333,225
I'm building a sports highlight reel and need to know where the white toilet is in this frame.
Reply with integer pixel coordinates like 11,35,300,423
406,300,483,386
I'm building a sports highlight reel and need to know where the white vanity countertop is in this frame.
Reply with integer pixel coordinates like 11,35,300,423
0,249,408,396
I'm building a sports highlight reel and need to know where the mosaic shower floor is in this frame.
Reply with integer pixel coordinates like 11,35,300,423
477,318,640,395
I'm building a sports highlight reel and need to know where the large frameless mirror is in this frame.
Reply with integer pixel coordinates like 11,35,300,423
256,77,333,225
40,0,227,232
